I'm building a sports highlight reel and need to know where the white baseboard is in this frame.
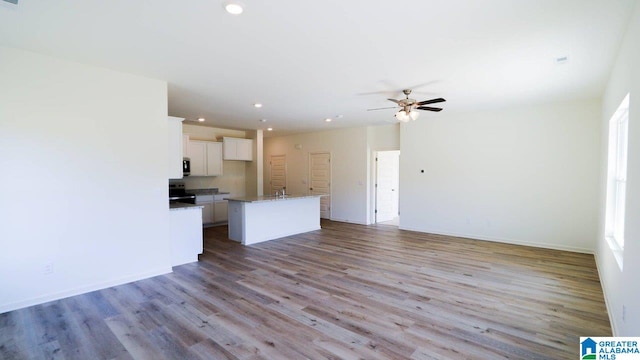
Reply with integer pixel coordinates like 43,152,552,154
329,218,368,226
593,251,618,336
0,267,172,314
398,226,595,254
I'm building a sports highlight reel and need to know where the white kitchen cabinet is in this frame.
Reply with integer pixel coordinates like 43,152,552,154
206,142,223,176
196,195,215,225
182,134,189,157
201,202,214,225
186,140,206,176
168,117,184,179
223,137,253,161
169,206,203,266
214,195,228,223
186,140,223,176
196,194,228,226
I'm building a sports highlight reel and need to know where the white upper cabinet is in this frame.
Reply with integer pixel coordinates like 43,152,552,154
182,134,189,158
187,140,206,176
168,116,184,179
223,137,253,161
206,142,223,176
186,139,223,176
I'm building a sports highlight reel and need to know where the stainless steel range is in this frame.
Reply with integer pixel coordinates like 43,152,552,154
169,182,196,204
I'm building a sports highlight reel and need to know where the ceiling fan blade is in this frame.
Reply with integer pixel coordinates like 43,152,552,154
367,106,398,111
387,98,401,104
410,80,439,88
416,106,443,112
357,90,393,96
417,98,446,106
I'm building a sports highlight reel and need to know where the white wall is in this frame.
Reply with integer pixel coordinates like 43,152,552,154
400,99,601,253
0,47,170,313
181,124,247,196
598,1,640,336
263,127,369,224
367,124,400,151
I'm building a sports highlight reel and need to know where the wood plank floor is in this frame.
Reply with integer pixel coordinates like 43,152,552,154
0,220,610,359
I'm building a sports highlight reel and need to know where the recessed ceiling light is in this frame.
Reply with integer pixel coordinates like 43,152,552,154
198,117,205,122
224,2,244,15
254,103,263,108
325,118,332,122
267,127,273,131
259,119,267,122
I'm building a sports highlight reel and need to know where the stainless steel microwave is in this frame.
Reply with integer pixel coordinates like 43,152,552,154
182,158,190,177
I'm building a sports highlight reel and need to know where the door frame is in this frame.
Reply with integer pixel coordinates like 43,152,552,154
308,151,332,219
371,149,400,224
269,154,287,195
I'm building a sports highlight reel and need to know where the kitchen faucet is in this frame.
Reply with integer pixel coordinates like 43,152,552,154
274,187,286,198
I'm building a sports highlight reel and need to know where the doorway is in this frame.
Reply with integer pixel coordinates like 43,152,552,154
309,152,331,219
375,150,400,225
269,154,287,195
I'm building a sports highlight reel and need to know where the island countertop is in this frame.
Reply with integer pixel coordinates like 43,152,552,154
225,194,324,203
169,203,204,211
189,188,230,195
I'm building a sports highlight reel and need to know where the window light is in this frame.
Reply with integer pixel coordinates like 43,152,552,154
604,93,629,270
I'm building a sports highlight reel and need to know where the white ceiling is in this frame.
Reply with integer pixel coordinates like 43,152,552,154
0,0,636,136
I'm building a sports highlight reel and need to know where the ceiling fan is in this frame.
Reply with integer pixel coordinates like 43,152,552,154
367,89,446,122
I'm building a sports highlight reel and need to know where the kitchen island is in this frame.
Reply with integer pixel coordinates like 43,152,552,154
226,194,323,245
169,203,203,266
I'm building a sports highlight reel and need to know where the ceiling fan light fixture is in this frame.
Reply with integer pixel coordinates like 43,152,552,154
395,110,410,122
409,110,419,121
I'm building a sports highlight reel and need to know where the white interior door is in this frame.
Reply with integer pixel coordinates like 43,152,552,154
376,150,400,223
270,154,287,195
309,152,331,219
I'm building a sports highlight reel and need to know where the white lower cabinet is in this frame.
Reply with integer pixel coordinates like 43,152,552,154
214,196,228,223
201,202,214,225
196,194,228,226
169,207,203,266
196,195,214,225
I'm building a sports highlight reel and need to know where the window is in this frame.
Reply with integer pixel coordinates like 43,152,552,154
604,93,629,268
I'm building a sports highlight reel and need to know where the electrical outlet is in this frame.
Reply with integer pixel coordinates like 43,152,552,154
623,305,626,322
44,262,53,275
